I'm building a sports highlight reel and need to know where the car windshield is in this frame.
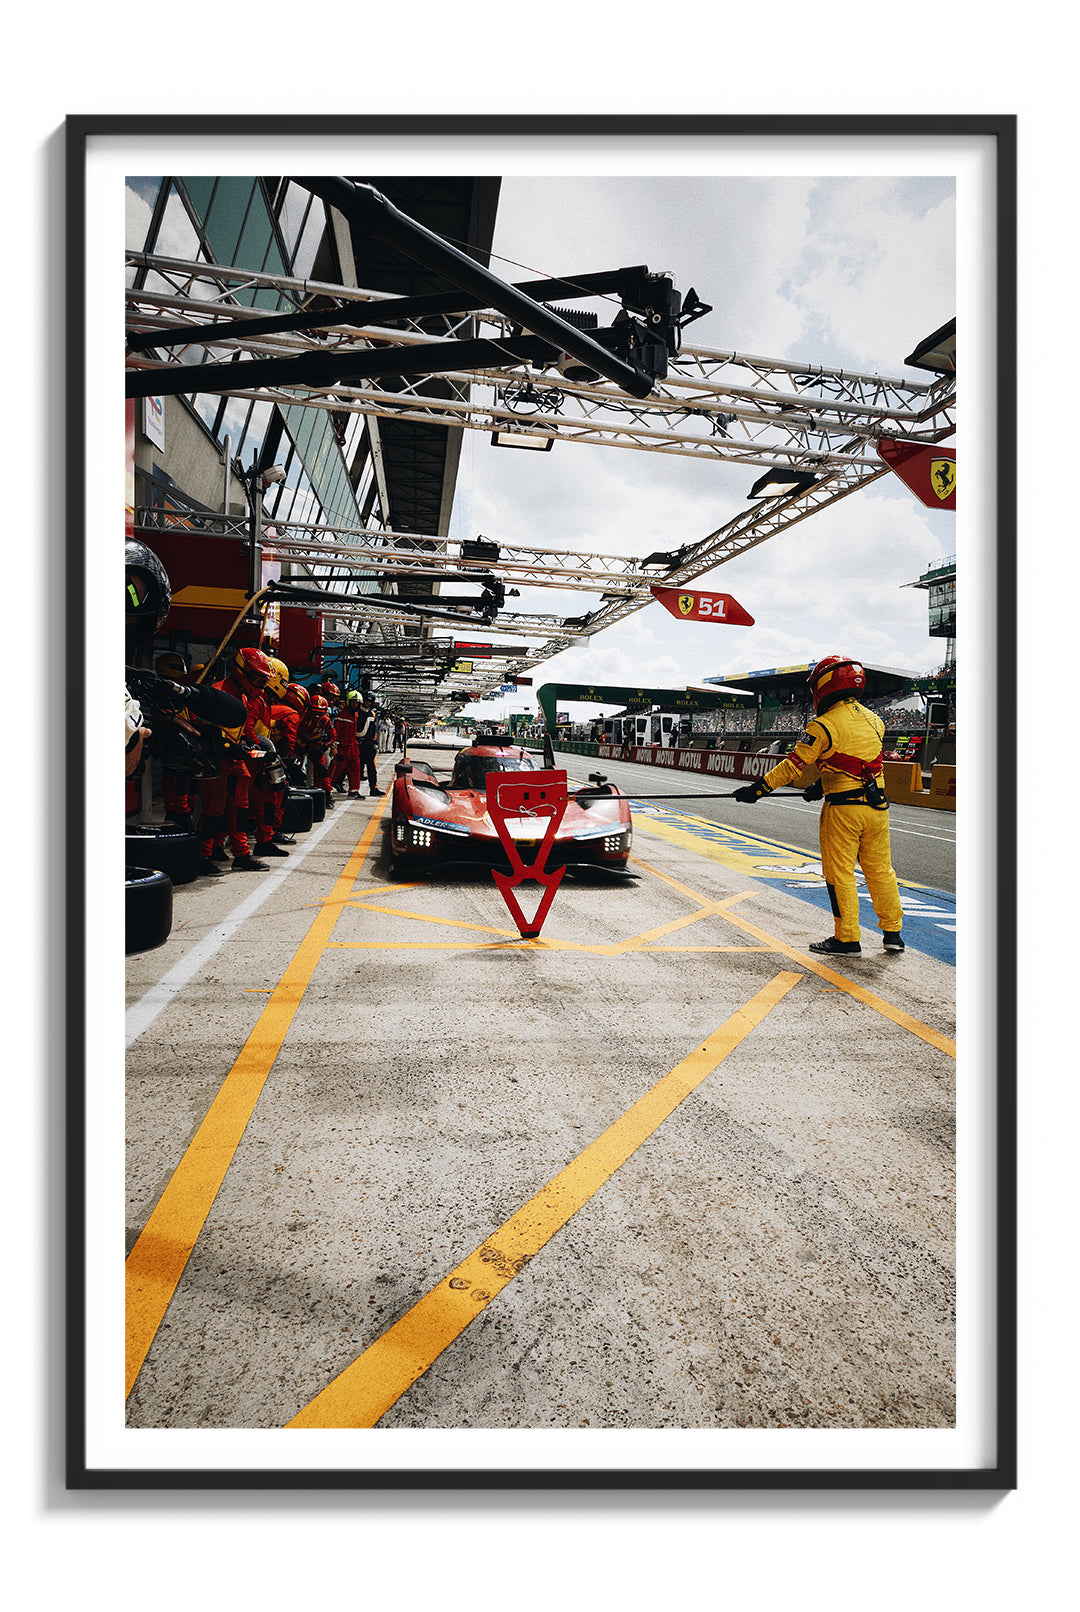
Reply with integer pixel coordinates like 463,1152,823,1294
451,754,537,790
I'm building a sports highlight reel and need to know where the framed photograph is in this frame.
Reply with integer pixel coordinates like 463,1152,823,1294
70,115,1015,1489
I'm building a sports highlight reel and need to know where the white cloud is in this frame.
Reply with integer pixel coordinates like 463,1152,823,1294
125,185,153,252
783,179,955,372
459,173,955,714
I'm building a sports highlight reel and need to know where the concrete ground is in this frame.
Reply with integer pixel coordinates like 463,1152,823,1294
124,745,955,1432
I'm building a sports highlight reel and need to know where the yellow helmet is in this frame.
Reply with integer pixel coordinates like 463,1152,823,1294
266,656,290,699
154,651,188,680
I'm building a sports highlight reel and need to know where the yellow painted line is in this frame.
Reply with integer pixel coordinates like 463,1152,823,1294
329,941,538,951
718,900,956,1058
287,971,802,1429
632,810,821,877
608,901,734,953
344,903,520,938
631,857,955,1059
327,941,774,954
639,946,777,953
125,796,393,1398
354,882,424,896
629,852,724,907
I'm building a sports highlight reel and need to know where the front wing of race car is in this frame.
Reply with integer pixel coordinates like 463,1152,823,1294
387,764,633,873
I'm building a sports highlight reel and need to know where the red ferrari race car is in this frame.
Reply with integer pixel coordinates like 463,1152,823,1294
386,738,634,876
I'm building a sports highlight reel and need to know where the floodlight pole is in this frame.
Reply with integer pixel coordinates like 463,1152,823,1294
245,462,263,629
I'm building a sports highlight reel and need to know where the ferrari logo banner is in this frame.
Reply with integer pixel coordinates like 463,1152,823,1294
650,586,754,626
877,438,956,510
930,458,956,502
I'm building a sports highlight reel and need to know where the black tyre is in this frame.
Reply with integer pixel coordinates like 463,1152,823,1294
126,865,173,953
282,790,314,833
125,824,200,886
293,787,325,822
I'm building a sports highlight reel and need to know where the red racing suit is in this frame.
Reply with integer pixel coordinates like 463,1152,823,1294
299,706,335,793
265,701,306,833
197,673,270,859
762,697,904,943
331,706,361,792
246,685,285,851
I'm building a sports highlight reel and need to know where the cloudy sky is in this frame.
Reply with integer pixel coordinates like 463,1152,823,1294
446,174,956,720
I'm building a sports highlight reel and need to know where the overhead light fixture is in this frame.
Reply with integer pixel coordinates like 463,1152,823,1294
747,468,818,500
904,318,956,375
461,537,501,564
555,351,601,382
639,544,693,570
490,426,554,452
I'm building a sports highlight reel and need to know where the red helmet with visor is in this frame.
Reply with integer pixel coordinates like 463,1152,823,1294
232,646,273,696
807,656,867,716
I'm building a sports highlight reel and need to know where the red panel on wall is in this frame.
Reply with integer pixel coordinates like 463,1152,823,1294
139,531,250,637
278,608,323,673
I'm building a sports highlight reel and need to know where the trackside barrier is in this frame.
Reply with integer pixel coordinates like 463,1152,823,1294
882,761,923,804
594,742,817,786
542,740,956,812
928,765,957,808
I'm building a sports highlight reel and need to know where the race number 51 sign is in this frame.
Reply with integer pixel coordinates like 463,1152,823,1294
650,585,754,626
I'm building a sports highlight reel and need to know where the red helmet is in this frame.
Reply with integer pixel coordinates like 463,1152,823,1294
807,656,867,715
283,683,311,714
318,679,340,702
232,646,273,695
310,694,330,716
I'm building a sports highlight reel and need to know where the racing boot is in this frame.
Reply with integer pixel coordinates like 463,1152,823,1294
198,858,226,878
257,840,290,858
883,931,905,951
232,853,270,871
809,936,861,957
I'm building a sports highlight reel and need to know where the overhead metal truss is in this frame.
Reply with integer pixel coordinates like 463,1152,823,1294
126,247,955,712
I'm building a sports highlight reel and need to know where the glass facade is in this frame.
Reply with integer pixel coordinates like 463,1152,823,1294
126,175,382,564
916,560,957,639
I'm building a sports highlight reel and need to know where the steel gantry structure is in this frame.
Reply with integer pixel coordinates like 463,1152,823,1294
125,181,955,713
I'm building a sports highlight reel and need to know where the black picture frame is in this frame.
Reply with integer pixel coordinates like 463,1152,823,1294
69,114,1016,1491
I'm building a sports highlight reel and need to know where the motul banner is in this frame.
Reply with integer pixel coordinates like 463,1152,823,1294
877,438,956,510
595,743,813,784
650,586,754,626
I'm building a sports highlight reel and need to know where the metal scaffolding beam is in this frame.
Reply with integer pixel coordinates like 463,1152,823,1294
126,249,955,713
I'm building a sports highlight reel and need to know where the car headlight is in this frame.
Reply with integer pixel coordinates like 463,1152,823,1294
604,829,631,852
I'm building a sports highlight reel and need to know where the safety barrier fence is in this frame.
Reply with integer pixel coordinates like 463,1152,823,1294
541,739,956,812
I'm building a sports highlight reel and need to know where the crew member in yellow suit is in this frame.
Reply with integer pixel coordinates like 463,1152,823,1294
734,656,905,957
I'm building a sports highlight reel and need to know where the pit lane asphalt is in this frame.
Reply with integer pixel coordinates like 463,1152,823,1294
124,742,956,1440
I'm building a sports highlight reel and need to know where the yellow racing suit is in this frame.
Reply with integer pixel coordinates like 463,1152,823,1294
762,697,903,943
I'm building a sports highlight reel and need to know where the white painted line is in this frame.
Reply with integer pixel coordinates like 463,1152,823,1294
125,803,355,1048
768,801,956,842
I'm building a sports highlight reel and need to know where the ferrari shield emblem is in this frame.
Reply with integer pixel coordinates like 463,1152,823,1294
930,458,956,501
678,594,695,616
